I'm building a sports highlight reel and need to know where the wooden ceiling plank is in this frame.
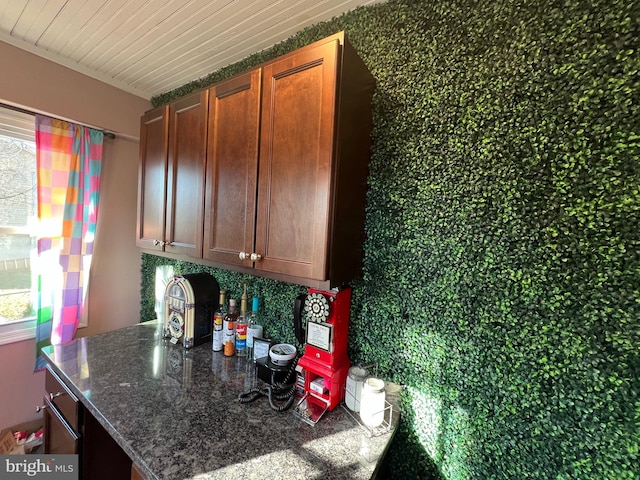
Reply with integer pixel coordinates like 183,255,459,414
64,0,152,62
38,0,110,52
92,0,239,75
110,0,278,82
0,0,383,98
5,0,47,42
99,0,237,75
48,0,131,63
0,0,29,33
84,0,195,68
130,0,361,91
131,0,385,95
22,0,68,45
125,0,299,86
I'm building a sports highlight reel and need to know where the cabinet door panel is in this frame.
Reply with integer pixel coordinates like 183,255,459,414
204,70,261,265
43,398,79,454
166,91,208,257
82,410,132,480
256,40,339,279
137,106,168,250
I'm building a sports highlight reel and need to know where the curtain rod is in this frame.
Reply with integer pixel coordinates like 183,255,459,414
0,102,116,140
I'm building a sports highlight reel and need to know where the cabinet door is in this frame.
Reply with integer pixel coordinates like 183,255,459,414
165,91,208,258
43,398,79,454
203,70,261,265
137,106,169,251
82,410,132,480
256,39,339,279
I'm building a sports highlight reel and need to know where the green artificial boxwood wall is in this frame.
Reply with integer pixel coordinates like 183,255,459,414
143,0,639,477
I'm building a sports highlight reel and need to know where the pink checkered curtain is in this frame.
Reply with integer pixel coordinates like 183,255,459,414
34,115,103,371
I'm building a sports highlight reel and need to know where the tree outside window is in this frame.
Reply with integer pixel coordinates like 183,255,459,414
0,118,37,324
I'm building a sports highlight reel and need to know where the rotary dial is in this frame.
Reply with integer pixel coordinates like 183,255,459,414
304,293,330,323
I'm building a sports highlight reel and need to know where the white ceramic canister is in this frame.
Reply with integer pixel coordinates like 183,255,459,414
359,377,386,428
345,366,368,412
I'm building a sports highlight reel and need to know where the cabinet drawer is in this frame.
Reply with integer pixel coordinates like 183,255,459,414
45,367,80,431
43,397,79,454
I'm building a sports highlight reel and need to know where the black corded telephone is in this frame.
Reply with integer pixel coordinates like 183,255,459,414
237,292,315,412
238,352,300,411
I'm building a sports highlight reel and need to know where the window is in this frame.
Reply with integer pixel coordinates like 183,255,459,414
0,106,37,344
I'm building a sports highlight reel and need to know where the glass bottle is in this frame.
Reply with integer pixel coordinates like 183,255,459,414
247,296,263,361
212,290,227,352
223,298,238,357
235,295,248,357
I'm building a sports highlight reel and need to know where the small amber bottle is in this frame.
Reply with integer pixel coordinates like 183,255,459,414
223,299,238,356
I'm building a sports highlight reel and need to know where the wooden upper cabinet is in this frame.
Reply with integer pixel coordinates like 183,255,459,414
253,33,375,287
255,39,339,280
139,32,374,288
137,105,168,251
203,69,261,265
137,91,208,258
166,91,209,258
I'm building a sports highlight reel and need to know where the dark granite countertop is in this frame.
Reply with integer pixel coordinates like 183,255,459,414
42,321,399,480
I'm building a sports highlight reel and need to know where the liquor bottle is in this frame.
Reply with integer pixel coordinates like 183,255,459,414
223,298,238,356
212,290,227,352
235,285,249,357
246,296,263,361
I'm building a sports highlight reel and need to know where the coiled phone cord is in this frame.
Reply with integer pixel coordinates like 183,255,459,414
238,354,300,412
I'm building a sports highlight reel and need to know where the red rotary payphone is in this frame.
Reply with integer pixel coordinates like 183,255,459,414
293,286,351,424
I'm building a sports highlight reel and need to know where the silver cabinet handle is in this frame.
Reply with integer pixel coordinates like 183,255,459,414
250,253,262,261
239,252,250,260
37,391,63,411
153,239,160,246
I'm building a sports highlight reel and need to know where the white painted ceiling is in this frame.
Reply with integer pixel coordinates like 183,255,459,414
0,0,383,100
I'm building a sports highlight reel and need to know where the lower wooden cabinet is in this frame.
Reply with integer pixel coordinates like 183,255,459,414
43,366,80,455
43,366,132,479
42,396,79,454
82,411,132,480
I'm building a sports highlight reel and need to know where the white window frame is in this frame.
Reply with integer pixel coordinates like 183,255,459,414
0,318,36,345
